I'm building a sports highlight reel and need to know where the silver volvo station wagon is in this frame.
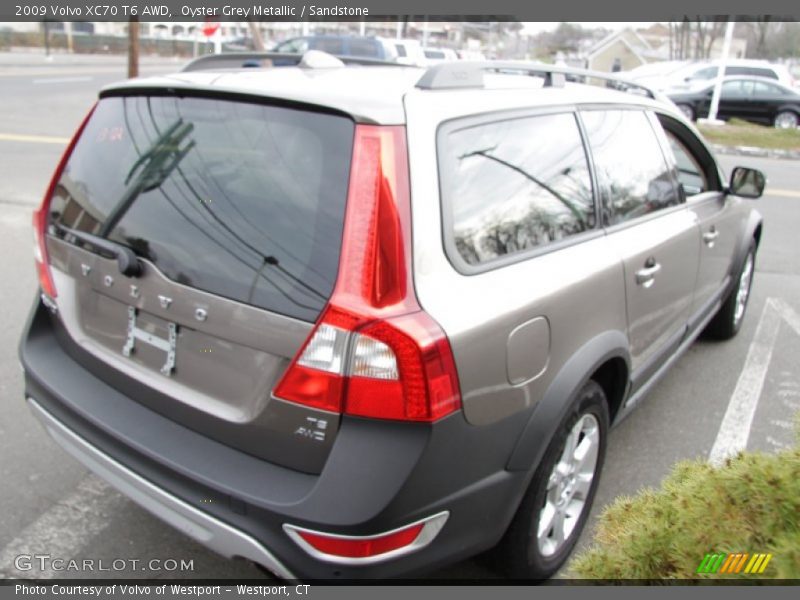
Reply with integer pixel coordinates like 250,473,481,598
20,52,765,580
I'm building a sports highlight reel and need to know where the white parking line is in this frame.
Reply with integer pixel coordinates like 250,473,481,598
32,76,93,84
0,132,70,145
709,298,800,465
0,475,124,579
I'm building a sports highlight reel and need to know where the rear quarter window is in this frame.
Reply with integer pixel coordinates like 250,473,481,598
439,112,596,269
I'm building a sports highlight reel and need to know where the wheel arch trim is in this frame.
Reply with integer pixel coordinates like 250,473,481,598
506,330,630,472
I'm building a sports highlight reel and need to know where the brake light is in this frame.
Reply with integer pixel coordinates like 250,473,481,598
33,104,97,301
273,125,461,422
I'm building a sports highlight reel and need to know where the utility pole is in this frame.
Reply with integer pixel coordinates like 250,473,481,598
703,20,734,125
128,17,140,78
43,21,50,58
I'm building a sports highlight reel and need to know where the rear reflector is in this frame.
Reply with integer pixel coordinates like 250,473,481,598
283,512,449,564
273,126,461,423
33,104,97,301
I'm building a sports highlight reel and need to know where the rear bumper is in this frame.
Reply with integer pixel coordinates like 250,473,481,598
27,397,296,580
20,300,531,579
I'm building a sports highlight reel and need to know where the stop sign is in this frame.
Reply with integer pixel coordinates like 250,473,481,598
201,22,220,37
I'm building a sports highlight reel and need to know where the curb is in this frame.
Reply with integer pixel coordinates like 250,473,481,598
711,144,800,161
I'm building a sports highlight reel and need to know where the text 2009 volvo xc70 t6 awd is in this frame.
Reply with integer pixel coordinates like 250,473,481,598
20,53,765,579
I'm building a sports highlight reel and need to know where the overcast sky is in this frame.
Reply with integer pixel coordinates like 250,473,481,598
521,22,655,34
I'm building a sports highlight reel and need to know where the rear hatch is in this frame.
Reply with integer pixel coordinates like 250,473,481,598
43,92,354,473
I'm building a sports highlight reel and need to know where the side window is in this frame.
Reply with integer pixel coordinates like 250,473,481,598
348,38,379,57
754,81,786,95
441,113,595,267
666,134,707,196
277,38,309,53
582,110,680,226
721,80,754,98
314,38,344,54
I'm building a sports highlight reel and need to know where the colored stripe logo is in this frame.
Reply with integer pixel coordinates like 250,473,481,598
697,552,772,574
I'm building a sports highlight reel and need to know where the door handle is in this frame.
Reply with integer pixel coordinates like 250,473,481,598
703,228,720,247
635,260,661,288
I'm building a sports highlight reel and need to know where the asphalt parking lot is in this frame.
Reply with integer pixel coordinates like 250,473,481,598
0,52,798,581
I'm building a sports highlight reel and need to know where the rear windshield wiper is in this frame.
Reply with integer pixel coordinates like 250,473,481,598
56,224,142,277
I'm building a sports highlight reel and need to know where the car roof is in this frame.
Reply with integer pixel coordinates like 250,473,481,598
101,64,673,125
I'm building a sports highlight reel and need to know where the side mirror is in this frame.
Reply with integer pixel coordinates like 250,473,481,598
728,167,766,199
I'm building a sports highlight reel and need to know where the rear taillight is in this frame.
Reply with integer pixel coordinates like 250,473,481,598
273,125,461,423
34,104,96,301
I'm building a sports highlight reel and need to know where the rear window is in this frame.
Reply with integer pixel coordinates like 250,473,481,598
50,95,354,322
425,50,445,59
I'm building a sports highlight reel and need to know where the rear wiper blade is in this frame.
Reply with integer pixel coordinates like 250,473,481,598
56,224,142,277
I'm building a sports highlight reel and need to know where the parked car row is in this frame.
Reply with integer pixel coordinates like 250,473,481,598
667,76,800,128
627,59,795,92
271,34,467,66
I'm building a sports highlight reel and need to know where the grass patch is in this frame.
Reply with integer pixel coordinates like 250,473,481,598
569,438,800,579
698,118,800,151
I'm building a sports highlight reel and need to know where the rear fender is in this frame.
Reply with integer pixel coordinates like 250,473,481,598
506,330,630,472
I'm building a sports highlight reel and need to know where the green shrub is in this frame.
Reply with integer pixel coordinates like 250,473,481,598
570,444,800,579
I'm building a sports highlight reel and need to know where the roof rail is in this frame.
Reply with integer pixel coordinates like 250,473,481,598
415,61,663,101
181,51,404,73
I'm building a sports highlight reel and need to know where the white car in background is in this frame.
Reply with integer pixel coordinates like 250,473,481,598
628,59,794,92
391,38,425,65
421,47,459,64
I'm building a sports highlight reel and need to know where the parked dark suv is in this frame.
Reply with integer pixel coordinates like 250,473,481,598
273,35,398,61
20,53,765,580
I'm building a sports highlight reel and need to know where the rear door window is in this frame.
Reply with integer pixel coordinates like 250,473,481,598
49,95,354,322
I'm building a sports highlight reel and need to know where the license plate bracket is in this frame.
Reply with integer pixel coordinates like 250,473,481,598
122,306,177,376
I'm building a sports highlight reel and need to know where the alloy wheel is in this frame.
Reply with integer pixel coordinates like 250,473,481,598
536,413,600,557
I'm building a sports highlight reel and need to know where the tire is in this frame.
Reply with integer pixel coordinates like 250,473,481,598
774,111,799,129
493,380,609,579
705,241,756,340
676,103,695,121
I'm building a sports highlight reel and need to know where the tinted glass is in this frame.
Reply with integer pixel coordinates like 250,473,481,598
754,81,787,95
442,113,595,266
721,80,754,98
277,38,308,53
425,50,445,59
50,96,354,322
348,38,380,57
582,110,679,225
667,133,707,196
395,44,407,57
314,38,345,54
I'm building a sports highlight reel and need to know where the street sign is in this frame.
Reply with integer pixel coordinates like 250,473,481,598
201,22,220,38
